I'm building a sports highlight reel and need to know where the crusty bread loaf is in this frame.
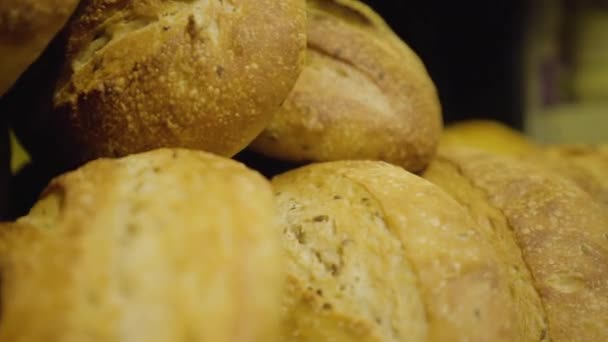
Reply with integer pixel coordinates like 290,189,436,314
4,0,306,169
440,120,540,157
251,0,442,172
425,148,608,341
0,0,80,96
423,157,549,341
272,164,427,342
0,149,282,342
273,161,526,341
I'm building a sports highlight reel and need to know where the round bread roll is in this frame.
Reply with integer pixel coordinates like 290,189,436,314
425,148,608,341
273,161,526,341
0,0,80,96
4,0,306,169
440,120,540,157
251,0,442,172
0,149,282,342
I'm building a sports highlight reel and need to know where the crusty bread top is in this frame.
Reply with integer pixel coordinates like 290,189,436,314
6,0,306,169
273,165,428,342
423,157,550,341
437,147,608,342
0,149,282,342
251,0,442,172
0,0,80,95
274,161,523,341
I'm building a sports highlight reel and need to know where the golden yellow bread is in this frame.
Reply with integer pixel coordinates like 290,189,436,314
272,164,427,342
273,161,526,341
251,0,442,172
425,148,608,341
0,149,282,342
4,0,306,169
533,144,608,206
0,0,80,96
440,120,540,157
423,158,550,341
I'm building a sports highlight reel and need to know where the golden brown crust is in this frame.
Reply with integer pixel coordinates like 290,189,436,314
273,165,427,341
251,0,442,172
0,149,282,342
440,120,541,157
5,0,306,169
423,157,549,341
0,0,80,95
274,161,522,341
434,148,608,341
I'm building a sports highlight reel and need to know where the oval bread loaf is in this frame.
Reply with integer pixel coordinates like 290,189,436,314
251,0,442,172
273,161,527,341
0,149,282,342
4,0,306,169
0,0,80,96
272,164,427,342
424,148,608,341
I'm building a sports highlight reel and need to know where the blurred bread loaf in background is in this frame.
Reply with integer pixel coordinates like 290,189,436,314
2,0,306,170
0,149,282,342
251,0,442,172
0,0,80,95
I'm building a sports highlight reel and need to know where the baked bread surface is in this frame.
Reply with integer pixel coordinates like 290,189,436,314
426,148,608,341
0,0,80,95
5,0,306,168
252,0,442,172
0,148,282,342
273,161,522,341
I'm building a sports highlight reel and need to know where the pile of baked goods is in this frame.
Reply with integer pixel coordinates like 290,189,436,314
0,0,606,341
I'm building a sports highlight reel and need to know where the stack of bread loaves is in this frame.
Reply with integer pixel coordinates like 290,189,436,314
0,0,606,341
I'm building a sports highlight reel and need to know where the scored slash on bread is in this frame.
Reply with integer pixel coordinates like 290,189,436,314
251,0,442,173
273,161,527,341
424,148,608,341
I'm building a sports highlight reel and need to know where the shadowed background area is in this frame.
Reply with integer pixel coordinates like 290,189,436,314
362,0,527,129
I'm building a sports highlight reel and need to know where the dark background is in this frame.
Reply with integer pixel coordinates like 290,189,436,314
362,0,527,129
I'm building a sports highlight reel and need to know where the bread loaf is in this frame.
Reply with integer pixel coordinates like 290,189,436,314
0,0,80,95
273,161,527,341
440,120,540,157
251,0,442,172
3,0,306,169
272,164,427,341
534,145,608,206
0,149,282,342
424,148,608,341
